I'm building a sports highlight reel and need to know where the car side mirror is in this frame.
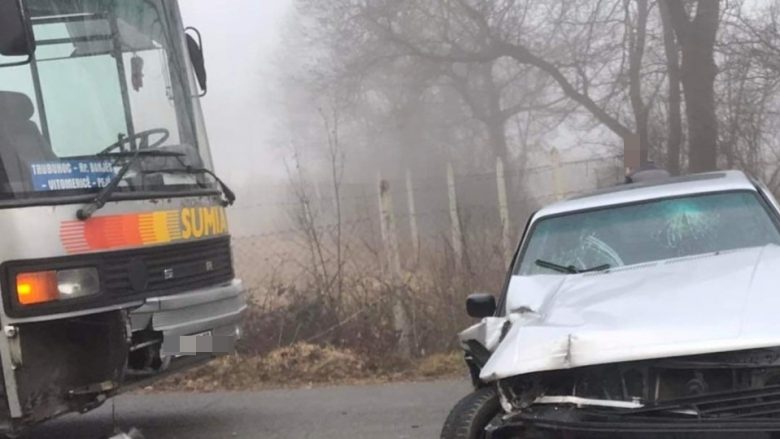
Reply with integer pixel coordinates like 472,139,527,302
185,27,207,97
0,0,35,60
467,293,496,318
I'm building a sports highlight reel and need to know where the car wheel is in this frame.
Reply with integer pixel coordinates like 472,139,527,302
440,386,501,439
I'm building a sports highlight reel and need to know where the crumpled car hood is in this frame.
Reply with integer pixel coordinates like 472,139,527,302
479,245,780,382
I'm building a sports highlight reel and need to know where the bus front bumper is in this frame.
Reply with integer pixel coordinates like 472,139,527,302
130,279,248,355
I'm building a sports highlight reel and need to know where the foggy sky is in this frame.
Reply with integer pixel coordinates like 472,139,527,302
179,1,291,187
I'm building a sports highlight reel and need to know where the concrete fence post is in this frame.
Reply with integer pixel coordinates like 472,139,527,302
377,175,412,358
496,157,512,267
405,169,420,260
447,163,463,267
551,148,566,201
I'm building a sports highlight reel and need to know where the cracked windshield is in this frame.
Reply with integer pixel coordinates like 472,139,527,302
4,1,780,439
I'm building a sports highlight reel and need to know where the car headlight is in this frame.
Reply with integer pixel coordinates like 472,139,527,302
16,268,100,305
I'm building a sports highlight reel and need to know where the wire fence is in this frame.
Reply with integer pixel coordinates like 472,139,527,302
229,154,624,296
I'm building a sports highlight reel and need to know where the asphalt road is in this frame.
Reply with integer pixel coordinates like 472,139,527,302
23,379,470,439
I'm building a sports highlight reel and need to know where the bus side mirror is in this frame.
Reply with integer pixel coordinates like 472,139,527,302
467,293,496,318
0,0,35,59
185,27,207,97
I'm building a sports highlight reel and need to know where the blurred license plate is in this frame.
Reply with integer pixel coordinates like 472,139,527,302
162,331,236,356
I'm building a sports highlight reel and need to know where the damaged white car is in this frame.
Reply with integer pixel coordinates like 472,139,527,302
442,170,780,438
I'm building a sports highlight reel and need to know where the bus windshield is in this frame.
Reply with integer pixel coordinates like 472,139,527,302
0,0,213,202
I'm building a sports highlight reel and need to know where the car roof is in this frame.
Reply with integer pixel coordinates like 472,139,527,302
536,170,758,217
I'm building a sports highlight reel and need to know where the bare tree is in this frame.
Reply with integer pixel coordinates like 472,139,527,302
285,146,331,298
663,0,721,173
441,60,565,179
659,0,684,174
627,0,652,165
319,102,346,308
715,1,780,187
360,0,664,171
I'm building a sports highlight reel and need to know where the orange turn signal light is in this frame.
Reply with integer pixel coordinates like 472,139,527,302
16,271,59,305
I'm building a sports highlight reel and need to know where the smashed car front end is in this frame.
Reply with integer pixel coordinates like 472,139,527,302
469,245,780,437
488,348,780,437
471,243,780,436
450,173,780,438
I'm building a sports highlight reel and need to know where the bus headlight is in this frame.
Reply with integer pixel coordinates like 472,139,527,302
16,268,100,305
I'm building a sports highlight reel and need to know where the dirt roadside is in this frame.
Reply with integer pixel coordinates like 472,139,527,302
147,343,467,392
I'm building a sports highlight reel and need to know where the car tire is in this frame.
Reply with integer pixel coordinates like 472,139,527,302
440,386,501,439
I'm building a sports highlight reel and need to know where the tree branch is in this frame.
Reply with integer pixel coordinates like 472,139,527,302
495,40,634,140
499,96,568,121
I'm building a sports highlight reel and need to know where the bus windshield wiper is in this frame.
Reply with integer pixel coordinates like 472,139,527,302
535,259,611,274
139,166,236,207
76,150,185,220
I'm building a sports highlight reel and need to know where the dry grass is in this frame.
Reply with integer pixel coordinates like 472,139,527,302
148,343,466,392
205,225,500,393
415,352,465,378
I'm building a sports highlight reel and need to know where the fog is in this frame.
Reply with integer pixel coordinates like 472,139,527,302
174,1,780,240
179,0,292,187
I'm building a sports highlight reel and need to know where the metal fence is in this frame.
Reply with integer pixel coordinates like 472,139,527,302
228,155,624,295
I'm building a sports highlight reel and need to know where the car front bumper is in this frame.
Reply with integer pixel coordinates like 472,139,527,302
487,413,780,438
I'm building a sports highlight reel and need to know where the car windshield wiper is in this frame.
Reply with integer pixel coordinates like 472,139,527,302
581,263,611,273
535,259,578,274
535,259,611,274
75,150,185,220
139,166,236,207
